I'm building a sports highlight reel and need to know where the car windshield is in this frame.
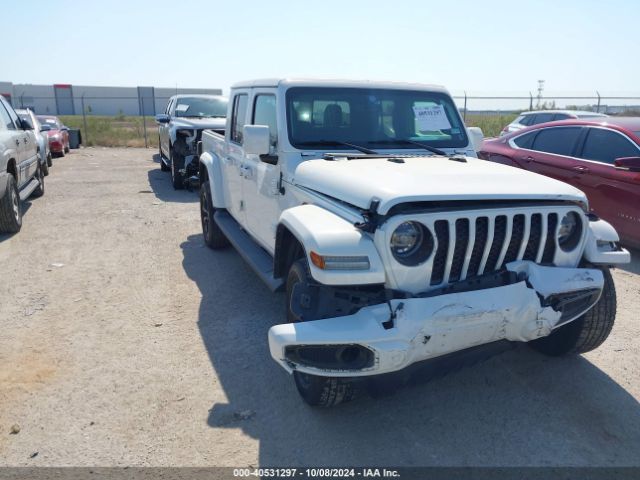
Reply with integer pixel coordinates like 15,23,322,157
174,97,227,118
286,87,469,150
38,117,60,128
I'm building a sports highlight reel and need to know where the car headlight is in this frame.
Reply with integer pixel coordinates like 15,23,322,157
390,221,434,266
557,212,582,251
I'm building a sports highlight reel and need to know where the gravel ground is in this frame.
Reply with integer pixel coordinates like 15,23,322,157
0,147,639,467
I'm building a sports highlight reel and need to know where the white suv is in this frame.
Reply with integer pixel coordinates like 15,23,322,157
500,110,608,136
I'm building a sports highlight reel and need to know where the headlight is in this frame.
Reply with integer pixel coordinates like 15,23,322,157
557,212,582,251
390,221,434,266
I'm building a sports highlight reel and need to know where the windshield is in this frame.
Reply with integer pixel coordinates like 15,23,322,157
286,87,468,150
173,97,227,118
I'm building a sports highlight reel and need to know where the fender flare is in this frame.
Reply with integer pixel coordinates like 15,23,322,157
199,151,227,209
583,218,630,264
277,204,386,285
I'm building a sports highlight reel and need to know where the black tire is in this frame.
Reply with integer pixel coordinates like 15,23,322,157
159,139,170,172
42,158,49,177
200,181,229,249
529,267,616,356
0,175,22,233
47,153,52,168
286,258,358,407
170,146,184,190
31,163,45,198
64,143,69,153
58,148,65,158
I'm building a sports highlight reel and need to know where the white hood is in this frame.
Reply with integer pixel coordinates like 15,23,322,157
293,156,587,214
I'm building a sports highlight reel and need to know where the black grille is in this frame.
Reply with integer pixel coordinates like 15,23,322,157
523,214,542,261
503,214,525,266
449,219,470,283
485,215,507,272
542,213,558,264
467,217,489,277
430,220,449,285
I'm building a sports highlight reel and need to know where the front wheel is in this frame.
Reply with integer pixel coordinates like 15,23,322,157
200,181,229,249
47,153,52,168
170,146,184,190
529,267,616,356
31,163,45,198
286,258,358,407
0,175,22,233
42,158,49,176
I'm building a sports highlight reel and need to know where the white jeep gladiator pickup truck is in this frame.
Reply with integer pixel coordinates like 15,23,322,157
198,78,630,407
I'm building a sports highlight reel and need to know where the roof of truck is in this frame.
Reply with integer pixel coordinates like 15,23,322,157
230,78,449,93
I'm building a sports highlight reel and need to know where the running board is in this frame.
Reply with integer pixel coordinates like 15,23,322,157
214,210,284,292
19,178,40,201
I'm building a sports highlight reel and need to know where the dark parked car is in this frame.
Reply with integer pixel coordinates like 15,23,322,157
479,117,640,248
156,95,227,190
37,115,70,157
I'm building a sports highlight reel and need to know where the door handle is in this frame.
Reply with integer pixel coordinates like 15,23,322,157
521,156,534,162
572,165,590,174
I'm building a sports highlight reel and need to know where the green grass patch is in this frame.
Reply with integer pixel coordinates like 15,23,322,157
59,115,159,148
464,113,520,138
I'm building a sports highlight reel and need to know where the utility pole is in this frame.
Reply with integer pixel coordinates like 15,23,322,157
536,80,545,109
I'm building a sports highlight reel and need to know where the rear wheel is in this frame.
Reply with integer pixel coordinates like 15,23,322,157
200,180,229,249
529,267,616,356
0,175,22,233
286,258,358,407
41,157,49,176
47,152,52,168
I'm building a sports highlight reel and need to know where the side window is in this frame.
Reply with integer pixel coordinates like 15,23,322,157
581,128,640,164
253,94,277,146
512,115,525,125
553,113,570,121
230,94,248,144
532,113,554,125
521,115,535,126
513,131,536,149
531,127,582,156
0,101,14,130
4,102,20,129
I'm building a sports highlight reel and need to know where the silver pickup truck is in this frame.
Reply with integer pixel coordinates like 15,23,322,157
0,96,45,234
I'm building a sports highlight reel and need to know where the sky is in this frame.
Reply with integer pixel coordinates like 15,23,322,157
5,0,639,106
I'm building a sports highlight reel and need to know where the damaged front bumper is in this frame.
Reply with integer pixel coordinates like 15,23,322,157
268,261,604,377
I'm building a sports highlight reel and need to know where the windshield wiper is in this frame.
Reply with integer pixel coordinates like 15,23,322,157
297,140,378,155
368,139,447,156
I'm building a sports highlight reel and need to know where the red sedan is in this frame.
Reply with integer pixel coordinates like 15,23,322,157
479,117,640,249
37,115,70,157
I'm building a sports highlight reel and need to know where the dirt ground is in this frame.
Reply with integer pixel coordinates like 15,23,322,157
1,147,639,467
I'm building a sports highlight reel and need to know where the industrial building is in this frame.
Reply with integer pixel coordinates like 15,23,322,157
0,82,223,116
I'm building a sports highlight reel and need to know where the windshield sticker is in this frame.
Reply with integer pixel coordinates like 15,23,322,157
413,105,451,131
175,104,190,113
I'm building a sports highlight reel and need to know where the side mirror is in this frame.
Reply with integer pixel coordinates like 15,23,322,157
155,114,170,124
467,126,484,152
40,124,51,132
614,156,640,172
20,118,34,130
243,125,270,156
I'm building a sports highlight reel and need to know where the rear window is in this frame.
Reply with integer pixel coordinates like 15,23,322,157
581,128,640,164
513,115,526,125
513,131,536,149
520,115,535,126
531,127,582,156
552,113,570,120
531,113,555,125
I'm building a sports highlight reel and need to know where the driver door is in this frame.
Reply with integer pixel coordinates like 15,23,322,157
241,92,282,253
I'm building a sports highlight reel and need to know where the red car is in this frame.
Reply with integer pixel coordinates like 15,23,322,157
479,117,640,249
37,115,70,157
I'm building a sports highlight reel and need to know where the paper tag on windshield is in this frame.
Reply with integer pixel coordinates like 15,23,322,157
413,105,451,131
175,104,190,113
